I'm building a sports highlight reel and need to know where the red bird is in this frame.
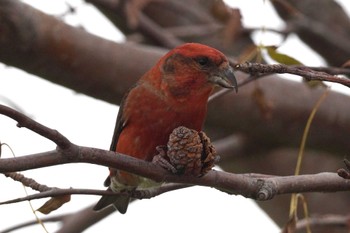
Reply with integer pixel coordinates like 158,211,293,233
93,43,237,213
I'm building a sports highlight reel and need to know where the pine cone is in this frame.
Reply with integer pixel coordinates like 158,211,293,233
166,126,218,177
198,131,217,175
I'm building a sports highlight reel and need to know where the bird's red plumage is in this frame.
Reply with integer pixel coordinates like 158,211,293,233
93,43,236,213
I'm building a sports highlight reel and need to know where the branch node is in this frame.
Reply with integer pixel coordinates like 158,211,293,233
337,159,350,179
256,179,276,201
56,143,79,161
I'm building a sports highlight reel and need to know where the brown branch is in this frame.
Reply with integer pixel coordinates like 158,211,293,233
1,104,350,202
0,188,117,205
1,208,115,233
209,61,350,102
3,155,125,206
0,215,65,233
0,180,190,205
4,172,51,192
2,0,350,161
234,63,350,88
0,104,71,149
296,214,350,232
131,183,191,199
136,13,183,48
1,147,350,200
86,0,184,48
296,66,350,76
271,0,350,66
164,24,223,38
0,0,165,104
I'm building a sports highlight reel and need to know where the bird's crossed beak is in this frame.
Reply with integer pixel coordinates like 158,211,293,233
208,65,238,93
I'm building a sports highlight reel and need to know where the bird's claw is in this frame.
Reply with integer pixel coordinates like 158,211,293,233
152,146,178,174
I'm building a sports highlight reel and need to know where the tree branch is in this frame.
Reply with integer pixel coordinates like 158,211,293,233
235,62,350,88
0,0,165,104
0,104,71,149
0,215,65,233
0,183,191,205
1,103,350,203
296,214,350,232
2,0,350,159
271,0,350,66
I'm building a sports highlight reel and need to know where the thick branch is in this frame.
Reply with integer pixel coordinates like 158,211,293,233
0,0,164,103
1,104,350,201
271,0,350,66
2,0,350,159
1,146,350,200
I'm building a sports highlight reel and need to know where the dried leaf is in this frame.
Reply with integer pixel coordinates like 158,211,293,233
37,195,71,214
198,131,217,175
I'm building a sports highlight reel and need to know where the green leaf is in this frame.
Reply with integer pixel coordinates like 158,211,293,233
265,46,303,65
265,46,326,88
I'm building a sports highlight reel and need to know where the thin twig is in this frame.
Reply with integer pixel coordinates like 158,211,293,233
235,63,350,88
0,104,71,149
293,65,350,76
137,13,183,48
165,24,222,37
132,183,191,199
4,172,51,192
296,214,350,231
0,183,192,205
0,188,115,205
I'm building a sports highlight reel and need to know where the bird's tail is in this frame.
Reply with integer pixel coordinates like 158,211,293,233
93,189,130,214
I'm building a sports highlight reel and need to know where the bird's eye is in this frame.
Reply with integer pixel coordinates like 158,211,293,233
196,57,209,66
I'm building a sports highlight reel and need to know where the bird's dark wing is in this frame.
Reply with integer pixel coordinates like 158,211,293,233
109,93,128,151
95,88,134,212
103,87,133,187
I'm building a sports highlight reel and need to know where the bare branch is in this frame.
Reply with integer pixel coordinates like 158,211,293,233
295,66,350,76
0,215,65,233
271,0,350,66
4,172,51,192
0,188,114,205
1,148,350,201
131,183,191,199
136,13,183,48
234,63,350,88
0,104,70,149
164,24,222,38
0,183,191,205
296,214,350,232
1,104,350,203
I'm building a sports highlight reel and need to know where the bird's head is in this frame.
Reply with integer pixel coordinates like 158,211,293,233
155,43,237,99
